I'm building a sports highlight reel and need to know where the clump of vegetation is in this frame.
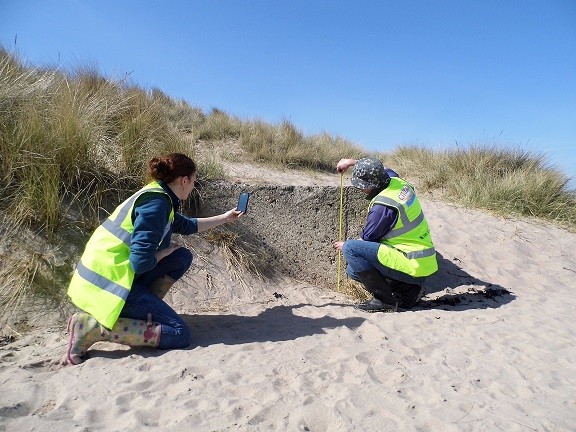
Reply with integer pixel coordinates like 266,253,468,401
239,119,366,171
0,48,194,314
383,145,576,227
337,279,372,302
201,228,268,288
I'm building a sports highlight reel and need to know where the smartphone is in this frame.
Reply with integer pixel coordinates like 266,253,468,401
236,192,250,214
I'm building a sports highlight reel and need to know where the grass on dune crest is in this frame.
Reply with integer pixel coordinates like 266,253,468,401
1,47,574,319
383,145,576,226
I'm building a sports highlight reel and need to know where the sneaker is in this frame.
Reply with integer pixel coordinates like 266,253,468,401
355,297,398,313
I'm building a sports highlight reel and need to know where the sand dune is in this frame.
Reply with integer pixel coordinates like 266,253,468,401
1,189,575,431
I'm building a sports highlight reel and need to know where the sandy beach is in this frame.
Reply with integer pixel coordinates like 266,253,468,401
1,182,575,431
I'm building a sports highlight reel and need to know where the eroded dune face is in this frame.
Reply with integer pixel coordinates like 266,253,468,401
187,181,367,288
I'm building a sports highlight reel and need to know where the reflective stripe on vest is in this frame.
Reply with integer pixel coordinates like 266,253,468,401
372,194,425,239
75,260,131,301
67,182,174,329
405,248,436,259
100,187,166,245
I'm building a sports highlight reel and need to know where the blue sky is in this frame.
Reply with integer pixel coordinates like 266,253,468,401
2,1,575,188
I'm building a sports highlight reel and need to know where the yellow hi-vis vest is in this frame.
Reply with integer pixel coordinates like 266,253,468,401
67,181,175,329
370,177,438,277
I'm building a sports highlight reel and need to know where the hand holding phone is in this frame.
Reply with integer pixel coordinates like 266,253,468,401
236,192,250,214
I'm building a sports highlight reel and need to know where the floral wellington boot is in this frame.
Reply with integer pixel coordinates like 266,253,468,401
65,312,161,365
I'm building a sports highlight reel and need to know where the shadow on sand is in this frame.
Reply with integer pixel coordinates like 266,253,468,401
87,253,515,360
417,251,515,311
87,303,364,360
181,302,364,347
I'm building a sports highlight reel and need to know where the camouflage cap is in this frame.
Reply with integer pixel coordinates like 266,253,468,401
350,157,390,190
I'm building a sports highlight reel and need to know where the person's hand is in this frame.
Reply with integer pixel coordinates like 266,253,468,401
196,208,244,233
333,241,345,251
223,208,243,222
336,158,357,173
156,242,182,262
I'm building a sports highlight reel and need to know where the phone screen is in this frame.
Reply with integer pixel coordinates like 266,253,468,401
237,192,250,213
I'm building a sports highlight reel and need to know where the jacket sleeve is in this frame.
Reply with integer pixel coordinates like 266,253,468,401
385,167,399,178
361,204,398,242
129,193,171,275
172,212,199,235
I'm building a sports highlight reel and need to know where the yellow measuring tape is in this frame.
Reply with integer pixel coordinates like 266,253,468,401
337,173,344,291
